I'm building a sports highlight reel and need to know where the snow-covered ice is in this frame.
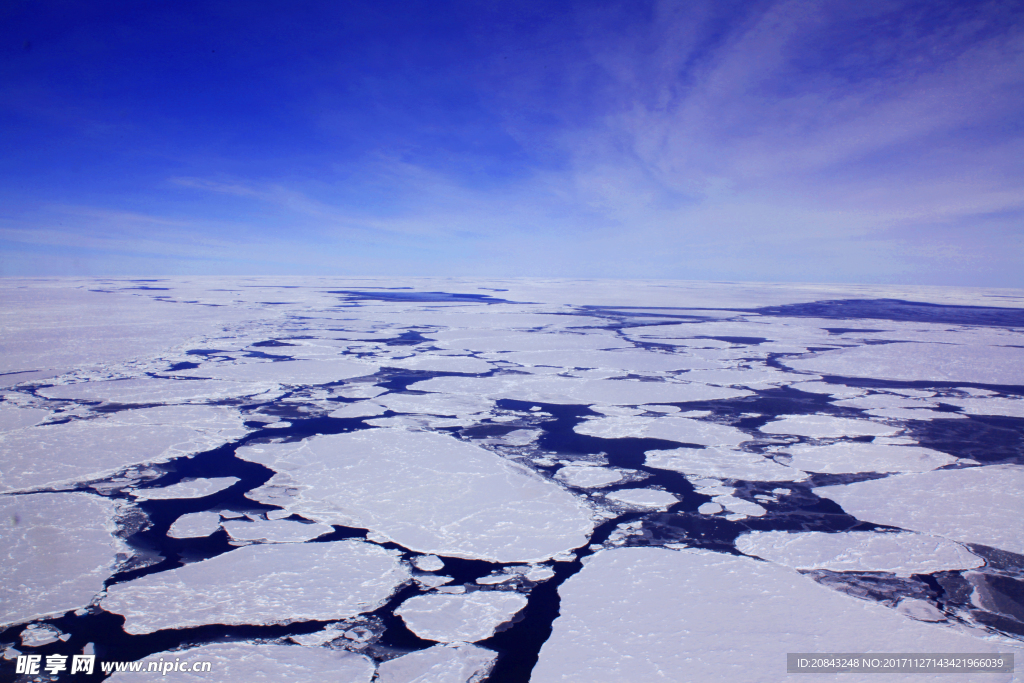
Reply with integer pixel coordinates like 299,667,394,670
167,511,222,538
783,441,957,474
395,591,529,643
132,477,239,500
760,414,901,438
645,446,807,481
554,466,624,489
102,540,409,634
221,517,333,543
376,643,497,683
603,488,678,510
815,465,1024,554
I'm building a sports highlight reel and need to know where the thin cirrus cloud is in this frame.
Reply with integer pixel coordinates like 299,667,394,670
0,0,1020,284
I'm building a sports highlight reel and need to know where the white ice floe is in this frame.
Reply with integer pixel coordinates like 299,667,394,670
736,530,983,573
0,405,250,492
645,447,806,482
376,643,497,683
105,642,375,682
698,502,723,515
383,355,494,374
759,414,900,438
783,342,1024,385
373,392,493,417
102,540,408,634
783,442,956,474
555,466,624,489
862,407,967,420
132,477,239,500
37,378,275,404
1,492,125,626
532,547,1021,683
788,381,868,398
328,402,388,418
395,591,529,643
575,415,749,446
482,348,721,373
239,429,595,563
221,518,333,543
815,465,1024,555
19,624,63,647
603,488,678,510
410,375,752,406
411,555,445,572
430,330,632,353
333,384,387,399
941,396,1024,418
0,406,51,432
167,512,222,538
171,358,378,384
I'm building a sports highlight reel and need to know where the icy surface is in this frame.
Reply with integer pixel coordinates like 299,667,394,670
646,446,806,481
736,530,984,573
815,465,1024,554
105,642,375,682
0,406,50,432
760,414,900,438
783,342,1024,385
376,643,497,683
395,591,529,643
411,555,445,572
604,489,678,510
941,396,1024,418
37,378,274,404
575,415,749,446
532,547,1021,683
1,492,124,626
132,477,239,500
102,540,408,634
167,511,222,538
171,358,378,384
239,429,595,562
554,466,624,489
784,442,957,473
221,518,333,543
19,624,62,647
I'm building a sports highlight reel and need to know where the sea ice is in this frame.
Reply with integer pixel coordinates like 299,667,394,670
482,348,721,373
941,396,1024,418
170,358,379,384
575,415,750,446
383,354,494,374
603,488,678,510
815,465,1024,555
759,414,901,438
104,642,375,682
132,477,239,500
531,547,1020,683
19,624,62,647
736,530,983,573
783,442,956,474
554,466,624,489
395,591,529,643
239,429,595,562
102,540,409,634
1,492,125,626
782,342,1024,385
167,511,222,539
0,406,50,432
37,378,274,404
221,518,333,543
411,555,445,572
376,643,497,683
645,446,806,482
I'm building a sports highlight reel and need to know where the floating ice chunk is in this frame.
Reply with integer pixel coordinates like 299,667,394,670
736,530,983,573
525,565,556,582
815,465,1024,555
385,355,494,374
239,429,595,562
574,415,749,447
0,405,249,492
483,349,720,373
863,407,968,420
897,598,946,622
645,447,806,482
132,477,239,500
676,367,800,387
409,375,752,406
783,342,1024,385
941,396,1024,418
221,518,333,543
714,496,766,518
396,591,529,643
374,393,494,417
555,466,624,489
789,381,868,398
167,511,222,538
833,394,938,410
104,642,375,682
376,643,497,683
784,442,956,474
20,624,62,647
430,330,633,353
604,489,678,510
698,502,723,515
102,540,408,634
171,358,379,385
1,492,124,626
760,414,900,438
412,555,445,572
0,406,50,432
38,378,274,404
531,547,1020,683
328,402,388,418
417,575,454,589
645,404,680,413
333,384,387,399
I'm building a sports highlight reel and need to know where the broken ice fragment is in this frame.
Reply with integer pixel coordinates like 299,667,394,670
604,488,678,510
20,624,62,647
760,414,900,438
167,511,222,539
645,446,806,482
411,555,445,572
784,442,956,474
132,477,239,500
376,643,497,683
554,466,623,489
395,591,529,643
221,518,334,543
102,540,409,634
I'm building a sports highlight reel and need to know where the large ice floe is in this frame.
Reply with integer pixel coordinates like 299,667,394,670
102,540,408,634
239,428,594,562
3,277,1023,681
532,547,1022,683
0,492,125,626
815,465,1024,555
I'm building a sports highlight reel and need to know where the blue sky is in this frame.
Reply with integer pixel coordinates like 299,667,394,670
1,0,1022,285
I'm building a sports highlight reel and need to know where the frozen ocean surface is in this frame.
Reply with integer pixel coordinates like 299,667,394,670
1,277,1023,682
